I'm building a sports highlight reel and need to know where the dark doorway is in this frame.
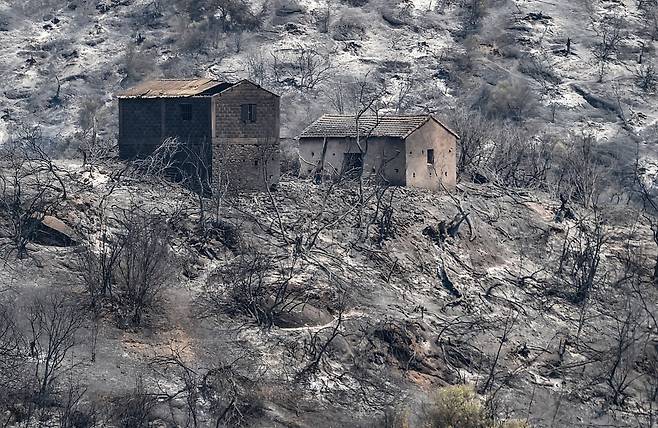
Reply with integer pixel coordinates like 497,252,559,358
342,153,363,178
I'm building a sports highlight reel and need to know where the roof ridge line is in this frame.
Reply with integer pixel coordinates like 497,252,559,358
298,114,440,139
153,78,216,81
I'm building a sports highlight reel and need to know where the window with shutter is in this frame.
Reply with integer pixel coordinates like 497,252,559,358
240,104,249,122
180,104,192,121
240,104,257,123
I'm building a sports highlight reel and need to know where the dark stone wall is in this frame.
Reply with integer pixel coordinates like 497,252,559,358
163,97,213,146
118,98,163,159
118,97,212,159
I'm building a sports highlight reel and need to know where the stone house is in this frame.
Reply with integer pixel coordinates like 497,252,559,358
117,78,280,191
298,115,458,190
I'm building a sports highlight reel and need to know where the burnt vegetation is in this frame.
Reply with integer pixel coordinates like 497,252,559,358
1,0,658,426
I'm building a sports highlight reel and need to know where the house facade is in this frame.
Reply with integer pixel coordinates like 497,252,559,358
298,115,458,190
117,78,280,191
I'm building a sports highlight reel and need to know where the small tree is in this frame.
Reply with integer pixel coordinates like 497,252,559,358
121,43,155,84
58,380,94,428
112,376,157,428
635,63,657,93
0,125,67,258
206,251,280,327
489,127,555,188
245,50,268,86
448,107,494,176
295,47,334,91
27,294,84,401
591,15,625,82
114,209,176,326
427,385,489,428
150,347,203,427
77,96,113,165
315,0,331,33
474,78,538,121
603,300,644,406
395,384,530,428
557,219,607,305
555,133,606,209
460,0,489,35
0,304,28,409
76,230,123,308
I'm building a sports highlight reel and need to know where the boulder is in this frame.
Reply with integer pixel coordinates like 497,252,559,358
276,4,304,16
32,215,79,247
276,3,304,16
328,335,355,361
273,302,334,328
382,11,406,27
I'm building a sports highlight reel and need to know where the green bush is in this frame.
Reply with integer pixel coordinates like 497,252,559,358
395,385,531,428
427,385,489,428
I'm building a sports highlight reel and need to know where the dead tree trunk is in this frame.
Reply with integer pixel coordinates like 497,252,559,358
437,259,461,298
314,137,329,184
555,194,576,223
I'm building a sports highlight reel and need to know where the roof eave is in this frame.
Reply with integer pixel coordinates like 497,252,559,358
297,113,329,139
116,78,228,99
298,114,442,140
401,116,432,139
216,79,280,98
117,95,203,99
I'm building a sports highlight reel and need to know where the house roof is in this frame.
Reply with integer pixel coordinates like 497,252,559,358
117,78,231,98
298,114,459,139
220,79,281,98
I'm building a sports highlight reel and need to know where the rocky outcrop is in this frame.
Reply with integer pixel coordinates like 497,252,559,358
32,215,79,247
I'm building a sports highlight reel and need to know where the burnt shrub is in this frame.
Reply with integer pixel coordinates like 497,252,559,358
472,78,538,121
280,138,300,175
332,9,368,41
78,206,178,328
114,209,176,327
120,43,156,85
111,377,157,428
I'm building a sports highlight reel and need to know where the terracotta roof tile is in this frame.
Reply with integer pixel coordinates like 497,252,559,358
299,114,458,139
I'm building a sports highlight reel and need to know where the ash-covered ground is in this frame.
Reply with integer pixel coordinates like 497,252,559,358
2,0,658,426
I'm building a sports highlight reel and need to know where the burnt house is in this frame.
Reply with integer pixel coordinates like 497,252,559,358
118,78,280,191
298,115,458,190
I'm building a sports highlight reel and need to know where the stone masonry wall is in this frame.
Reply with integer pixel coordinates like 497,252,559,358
214,81,279,144
213,81,280,191
214,143,280,191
